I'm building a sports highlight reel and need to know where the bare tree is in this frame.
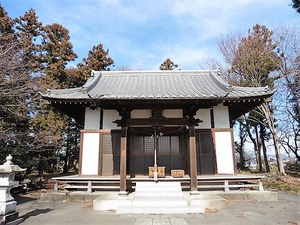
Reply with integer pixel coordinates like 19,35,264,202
218,24,286,174
0,17,32,143
274,25,300,163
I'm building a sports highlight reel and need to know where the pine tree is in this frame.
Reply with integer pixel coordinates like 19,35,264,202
78,43,114,78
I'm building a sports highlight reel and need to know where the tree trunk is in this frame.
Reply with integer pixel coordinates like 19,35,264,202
63,136,70,174
255,125,263,172
260,124,270,172
38,157,44,177
259,103,285,175
245,121,260,170
237,120,246,170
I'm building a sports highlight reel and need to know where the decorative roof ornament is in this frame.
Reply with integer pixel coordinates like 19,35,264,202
264,86,270,92
226,85,234,92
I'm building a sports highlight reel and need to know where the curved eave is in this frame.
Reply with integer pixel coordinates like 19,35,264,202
45,92,272,108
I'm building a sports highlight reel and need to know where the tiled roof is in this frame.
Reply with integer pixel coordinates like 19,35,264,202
42,70,273,101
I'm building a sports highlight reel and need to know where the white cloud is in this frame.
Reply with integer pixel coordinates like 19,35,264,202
2,0,298,70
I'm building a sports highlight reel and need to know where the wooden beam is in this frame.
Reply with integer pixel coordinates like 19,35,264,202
189,125,199,194
119,126,127,194
114,117,202,127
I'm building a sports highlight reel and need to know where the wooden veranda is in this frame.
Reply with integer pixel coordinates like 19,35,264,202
52,174,265,193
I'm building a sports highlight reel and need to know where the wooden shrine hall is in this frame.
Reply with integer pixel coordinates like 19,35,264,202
42,70,274,193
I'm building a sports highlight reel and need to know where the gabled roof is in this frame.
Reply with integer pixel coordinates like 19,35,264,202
41,70,275,122
42,70,273,101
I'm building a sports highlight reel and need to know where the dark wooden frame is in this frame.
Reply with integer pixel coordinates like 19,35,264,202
195,129,217,175
211,128,237,175
78,129,111,176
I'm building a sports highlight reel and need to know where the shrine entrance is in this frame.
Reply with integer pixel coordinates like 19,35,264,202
128,127,188,176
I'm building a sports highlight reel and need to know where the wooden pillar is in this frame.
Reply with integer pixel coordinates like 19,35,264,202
119,125,127,195
189,124,199,194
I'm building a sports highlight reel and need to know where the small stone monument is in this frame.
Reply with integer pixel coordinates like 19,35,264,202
0,154,26,225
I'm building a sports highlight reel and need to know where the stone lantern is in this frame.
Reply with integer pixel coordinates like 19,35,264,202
0,154,26,224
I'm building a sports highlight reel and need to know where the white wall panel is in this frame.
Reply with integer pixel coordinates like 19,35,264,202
84,107,100,129
195,109,211,129
162,109,183,118
81,133,99,175
214,131,235,174
103,110,120,129
214,104,230,128
131,110,152,118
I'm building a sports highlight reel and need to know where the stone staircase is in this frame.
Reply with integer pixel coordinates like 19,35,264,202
93,181,226,214
117,182,199,214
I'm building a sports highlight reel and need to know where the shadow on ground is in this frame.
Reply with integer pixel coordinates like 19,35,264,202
21,208,53,221
14,195,38,205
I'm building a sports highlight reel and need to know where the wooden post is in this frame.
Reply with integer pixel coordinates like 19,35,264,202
258,180,264,192
87,180,92,193
224,180,230,192
119,125,127,195
189,124,199,194
54,180,58,192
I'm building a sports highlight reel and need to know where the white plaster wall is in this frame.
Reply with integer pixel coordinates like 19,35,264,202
131,110,152,118
215,131,235,174
84,107,100,129
195,109,211,129
213,104,230,128
162,109,183,118
81,133,99,175
103,110,121,129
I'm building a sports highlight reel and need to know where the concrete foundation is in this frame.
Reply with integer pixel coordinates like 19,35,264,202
218,191,278,201
40,191,102,202
93,182,228,214
41,186,278,214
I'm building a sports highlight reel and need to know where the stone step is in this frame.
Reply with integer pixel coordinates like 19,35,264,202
135,186,182,192
135,181,183,197
134,192,183,197
93,192,227,214
132,197,187,207
117,206,204,214
135,181,182,188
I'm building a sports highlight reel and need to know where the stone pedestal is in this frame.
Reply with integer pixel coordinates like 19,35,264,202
0,155,26,225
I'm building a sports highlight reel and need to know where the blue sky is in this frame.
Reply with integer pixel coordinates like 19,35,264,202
1,0,299,70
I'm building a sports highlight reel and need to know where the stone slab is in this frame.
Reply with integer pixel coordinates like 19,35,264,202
116,206,204,214
135,181,183,197
40,192,68,202
218,191,278,201
134,192,184,197
41,191,102,202
132,197,187,207
93,195,133,211
186,192,226,209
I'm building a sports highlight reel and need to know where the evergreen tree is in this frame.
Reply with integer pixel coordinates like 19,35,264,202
15,8,43,71
78,43,114,78
31,22,78,175
38,23,77,89
0,5,115,175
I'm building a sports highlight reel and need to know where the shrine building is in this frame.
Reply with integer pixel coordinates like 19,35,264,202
41,70,274,193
